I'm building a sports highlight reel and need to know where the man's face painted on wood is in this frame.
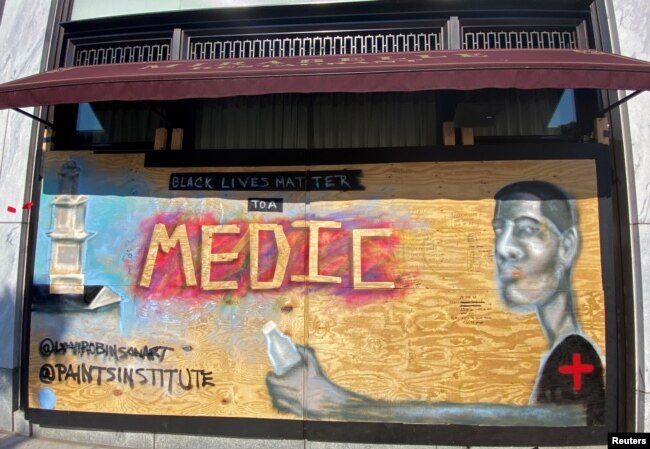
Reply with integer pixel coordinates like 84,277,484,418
492,198,570,312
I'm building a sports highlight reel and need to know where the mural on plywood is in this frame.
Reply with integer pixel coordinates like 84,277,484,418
29,151,606,427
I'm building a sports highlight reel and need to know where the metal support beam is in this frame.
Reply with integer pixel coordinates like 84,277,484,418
11,108,54,129
598,90,644,116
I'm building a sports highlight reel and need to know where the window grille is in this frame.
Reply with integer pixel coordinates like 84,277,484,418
462,28,577,50
189,30,441,59
66,25,580,66
72,40,171,66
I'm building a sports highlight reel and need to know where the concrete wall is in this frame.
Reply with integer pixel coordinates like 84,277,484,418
608,0,650,432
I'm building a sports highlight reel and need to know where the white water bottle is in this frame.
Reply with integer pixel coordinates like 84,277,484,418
262,321,302,376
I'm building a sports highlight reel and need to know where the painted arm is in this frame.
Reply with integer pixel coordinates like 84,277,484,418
265,346,585,426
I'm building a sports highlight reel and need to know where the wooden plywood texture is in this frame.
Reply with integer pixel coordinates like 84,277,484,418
29,151,605,424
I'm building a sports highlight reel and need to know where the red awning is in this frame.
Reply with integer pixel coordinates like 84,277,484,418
1,49,650,109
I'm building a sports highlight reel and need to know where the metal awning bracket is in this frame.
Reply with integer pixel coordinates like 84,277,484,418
11,108,54,129
598,90,644,116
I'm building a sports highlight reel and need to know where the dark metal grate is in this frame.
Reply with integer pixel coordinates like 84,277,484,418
67,25,580,66
189,30,442,59
73,39,172,66
463,28,578,50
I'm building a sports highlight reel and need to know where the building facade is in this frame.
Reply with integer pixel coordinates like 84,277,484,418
0,0,648,447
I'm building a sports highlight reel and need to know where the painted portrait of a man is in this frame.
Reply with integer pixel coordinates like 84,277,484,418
266,180,605,426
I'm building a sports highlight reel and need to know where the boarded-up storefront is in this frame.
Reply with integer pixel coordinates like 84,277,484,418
28,146,612,438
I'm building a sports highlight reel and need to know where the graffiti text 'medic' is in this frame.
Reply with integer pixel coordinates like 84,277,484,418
139,221,395,290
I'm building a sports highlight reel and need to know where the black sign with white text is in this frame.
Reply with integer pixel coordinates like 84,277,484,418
248,198,283,212
169,170,363,191
609,433,649,447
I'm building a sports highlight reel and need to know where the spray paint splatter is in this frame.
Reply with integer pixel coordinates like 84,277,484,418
37,388,57,410
127,212,414,307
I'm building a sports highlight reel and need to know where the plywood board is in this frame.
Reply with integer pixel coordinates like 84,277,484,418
28,151,606,427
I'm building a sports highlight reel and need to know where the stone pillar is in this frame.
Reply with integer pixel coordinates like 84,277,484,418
0,0,53,433
609,0,650,432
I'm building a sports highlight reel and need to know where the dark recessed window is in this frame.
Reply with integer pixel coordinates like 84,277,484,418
52,89,594,150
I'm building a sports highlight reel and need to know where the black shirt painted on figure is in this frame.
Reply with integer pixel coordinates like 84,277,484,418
535,334,605,426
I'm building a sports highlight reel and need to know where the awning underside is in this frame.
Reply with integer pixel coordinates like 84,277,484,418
1,49,650,109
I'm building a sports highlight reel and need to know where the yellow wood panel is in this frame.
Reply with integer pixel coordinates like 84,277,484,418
30,153,605,419
306,288,605,406
29,291,306,417
305,159,605,407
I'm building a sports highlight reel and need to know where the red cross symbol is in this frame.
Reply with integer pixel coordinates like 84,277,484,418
558,353,594,391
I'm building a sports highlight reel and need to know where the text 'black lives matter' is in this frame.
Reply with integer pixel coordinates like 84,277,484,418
169,170,363,191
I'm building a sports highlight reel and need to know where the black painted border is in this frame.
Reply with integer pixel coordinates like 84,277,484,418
144,144,612,169
26,410,304,439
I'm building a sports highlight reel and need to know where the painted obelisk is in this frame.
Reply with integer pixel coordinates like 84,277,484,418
47,160,93,295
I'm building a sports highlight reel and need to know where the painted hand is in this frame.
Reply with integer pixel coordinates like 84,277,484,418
266,345,362,420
